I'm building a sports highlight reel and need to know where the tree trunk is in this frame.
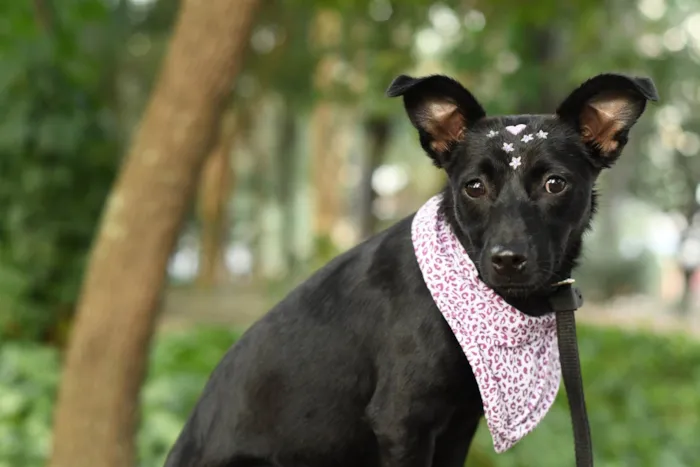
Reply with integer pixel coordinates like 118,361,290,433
679,268,695,315
276,100,299,270
533,27,564,113
48,1,260,467
515,24,563,114
310,100,340,242
309,9,344,254
196,111,238,288
359,116,391,239
247,98,272,278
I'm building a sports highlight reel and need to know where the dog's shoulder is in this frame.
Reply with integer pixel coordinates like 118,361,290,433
284,214,419,305
239,212,433,340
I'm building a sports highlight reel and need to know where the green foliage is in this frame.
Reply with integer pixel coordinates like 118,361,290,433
0,343,58,466
2,326,700,466
0,1,122,341
238,1,435,116
139,327,243,466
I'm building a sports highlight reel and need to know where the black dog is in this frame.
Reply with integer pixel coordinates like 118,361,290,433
165,73,657,467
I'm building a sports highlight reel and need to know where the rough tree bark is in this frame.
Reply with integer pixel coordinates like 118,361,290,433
196,111,238,288
48,1,260,467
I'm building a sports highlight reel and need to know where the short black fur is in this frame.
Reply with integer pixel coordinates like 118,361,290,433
164,73,657,467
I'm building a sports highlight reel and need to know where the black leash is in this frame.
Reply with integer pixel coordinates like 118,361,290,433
549,280,593,467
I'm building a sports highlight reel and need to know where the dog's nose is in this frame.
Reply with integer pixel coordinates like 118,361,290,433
490,246,528,276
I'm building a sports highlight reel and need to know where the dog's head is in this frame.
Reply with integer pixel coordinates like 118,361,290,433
388,73,658,303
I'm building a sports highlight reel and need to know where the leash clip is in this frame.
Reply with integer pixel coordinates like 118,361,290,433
549,282,584,313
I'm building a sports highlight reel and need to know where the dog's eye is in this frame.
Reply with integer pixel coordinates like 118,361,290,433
545,176,567,194
464,180,487,198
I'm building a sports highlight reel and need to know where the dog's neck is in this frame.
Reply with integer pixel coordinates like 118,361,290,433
438,188,581,317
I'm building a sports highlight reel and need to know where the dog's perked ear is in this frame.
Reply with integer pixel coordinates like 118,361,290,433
386,74,486,168
556,73,659,167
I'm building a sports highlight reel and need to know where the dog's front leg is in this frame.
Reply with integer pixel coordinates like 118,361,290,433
367,390,442,467
373,422,436,467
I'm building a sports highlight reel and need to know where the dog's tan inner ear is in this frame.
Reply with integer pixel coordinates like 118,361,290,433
422,101,466,153
580,91,640,154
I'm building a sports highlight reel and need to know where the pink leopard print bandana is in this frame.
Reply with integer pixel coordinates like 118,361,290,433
411,194,561,453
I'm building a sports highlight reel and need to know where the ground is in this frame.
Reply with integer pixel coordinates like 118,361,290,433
158,283,700,338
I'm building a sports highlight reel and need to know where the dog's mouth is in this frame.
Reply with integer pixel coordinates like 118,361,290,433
478,272,555,299
495,284,539,297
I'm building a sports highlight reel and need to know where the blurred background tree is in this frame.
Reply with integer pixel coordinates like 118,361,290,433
1,0,700,466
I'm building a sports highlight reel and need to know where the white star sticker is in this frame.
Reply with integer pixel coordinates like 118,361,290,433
521,134,534,143
487,130,498,138
509,156,522,169
502,142,514,153
536,130,548,139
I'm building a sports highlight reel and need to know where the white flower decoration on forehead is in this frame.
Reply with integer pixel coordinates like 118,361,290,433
488,124,547,170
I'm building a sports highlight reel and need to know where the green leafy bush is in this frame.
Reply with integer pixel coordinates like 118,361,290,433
0,0,122,342
139,328,243,466
0,344,58,467
1,325,699,467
